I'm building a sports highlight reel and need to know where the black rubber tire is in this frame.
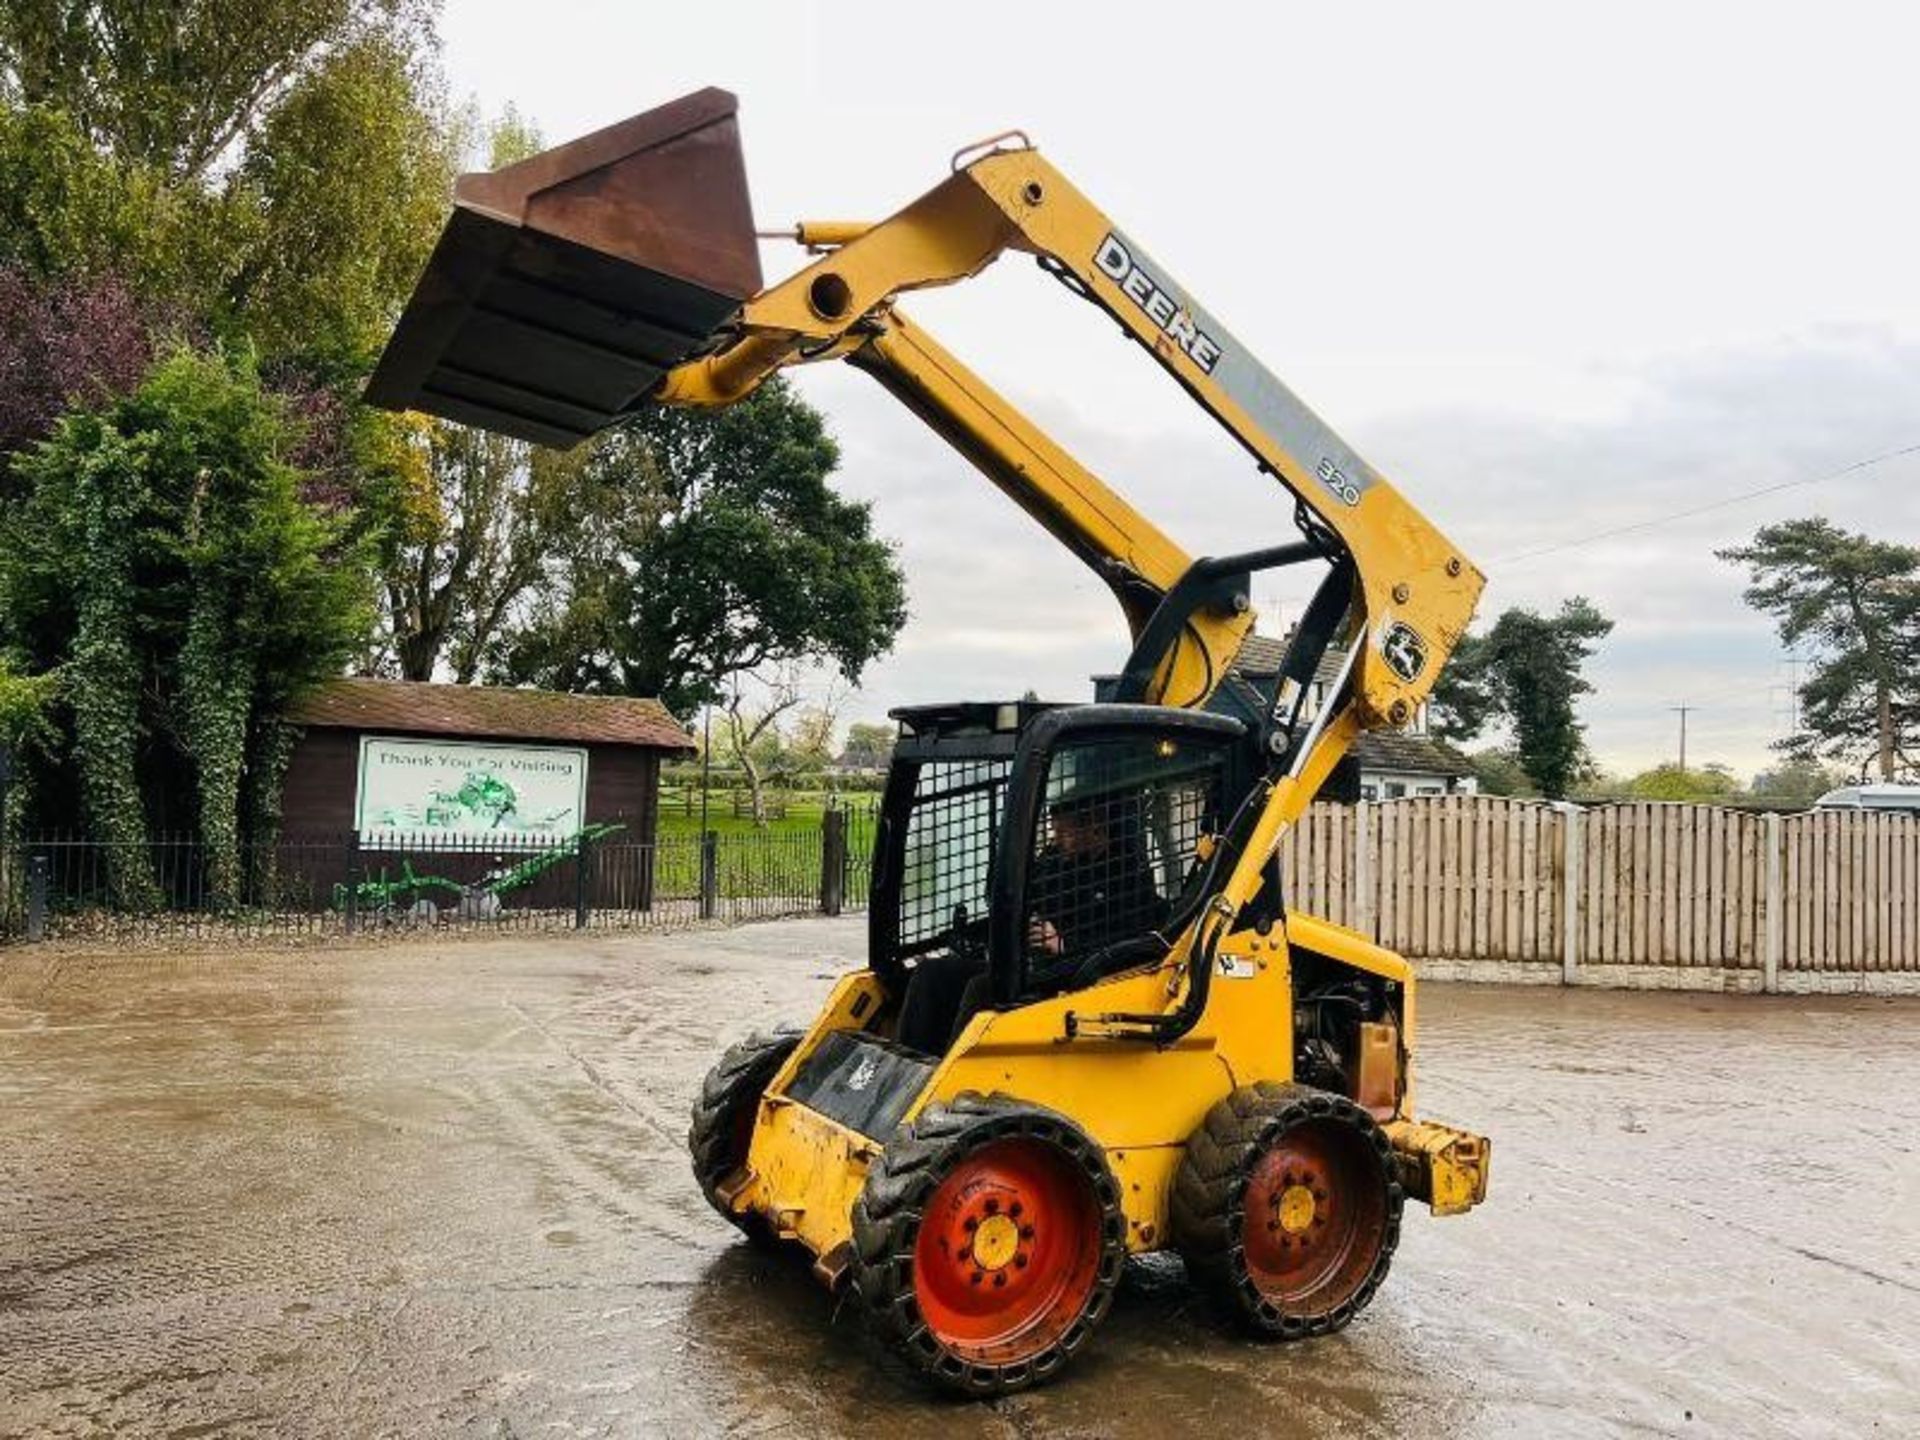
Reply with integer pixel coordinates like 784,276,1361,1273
1169,1081,1402,1339
688,1028,801,1234
848,1094,1127,1397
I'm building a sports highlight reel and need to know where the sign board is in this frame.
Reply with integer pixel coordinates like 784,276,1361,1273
355,736,589,848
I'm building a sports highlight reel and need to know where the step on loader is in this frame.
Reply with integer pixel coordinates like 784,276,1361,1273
371,87,1493,1396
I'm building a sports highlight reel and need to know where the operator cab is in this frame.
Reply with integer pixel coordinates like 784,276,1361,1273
871,699,1265,1053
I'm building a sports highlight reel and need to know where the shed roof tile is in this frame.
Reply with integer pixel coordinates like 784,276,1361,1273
289,678,696,751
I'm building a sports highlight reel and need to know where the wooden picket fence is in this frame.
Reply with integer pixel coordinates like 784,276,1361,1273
1275,795,1920,980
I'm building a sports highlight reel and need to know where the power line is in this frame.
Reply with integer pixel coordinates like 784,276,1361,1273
1494,441,1920,566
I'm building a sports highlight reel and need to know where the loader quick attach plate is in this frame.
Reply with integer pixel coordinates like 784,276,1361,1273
781,1032,935,1142
366,87,762,448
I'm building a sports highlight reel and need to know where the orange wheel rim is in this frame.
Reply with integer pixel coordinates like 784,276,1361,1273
913,1138,1101,1362
1241,1122,1387,1310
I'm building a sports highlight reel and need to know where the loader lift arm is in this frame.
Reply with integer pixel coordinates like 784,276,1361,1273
366,90,1486,1040
651,138,1484,984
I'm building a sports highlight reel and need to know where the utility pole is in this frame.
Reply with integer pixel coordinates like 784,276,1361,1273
1671,704,1695,772
699,703,713,834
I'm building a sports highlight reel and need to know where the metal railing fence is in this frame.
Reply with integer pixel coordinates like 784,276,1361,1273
0,813,878,946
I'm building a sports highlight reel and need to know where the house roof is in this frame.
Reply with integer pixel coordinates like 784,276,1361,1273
1353,730,1473,778
288,678,696,751
1230,632,1348,686
1092,631,1343,694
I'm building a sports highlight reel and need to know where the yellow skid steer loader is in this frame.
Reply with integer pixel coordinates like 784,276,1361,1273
371,88,1492,1396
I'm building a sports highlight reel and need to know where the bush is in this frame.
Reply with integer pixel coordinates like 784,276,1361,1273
1,345,374,904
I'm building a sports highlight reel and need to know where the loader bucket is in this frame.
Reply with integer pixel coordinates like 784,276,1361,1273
365,87,762,448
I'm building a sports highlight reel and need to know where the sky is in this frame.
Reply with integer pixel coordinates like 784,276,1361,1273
439,1,1920,778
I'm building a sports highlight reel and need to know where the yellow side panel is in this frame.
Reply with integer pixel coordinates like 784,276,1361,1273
1285,911,1412,985
924,932,1293,1250
1105,1146,1184,1252
733,923,1465,1261
731,970,887,1259
744,1097,878,1257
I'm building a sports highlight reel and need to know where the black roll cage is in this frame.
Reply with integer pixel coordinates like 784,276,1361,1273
865,537,1363,1043
985,704,1253,1008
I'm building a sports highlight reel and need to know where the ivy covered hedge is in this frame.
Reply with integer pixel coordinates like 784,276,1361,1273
0,347,373,907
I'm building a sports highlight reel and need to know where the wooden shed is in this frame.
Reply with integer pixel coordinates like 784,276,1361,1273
279,679,694,909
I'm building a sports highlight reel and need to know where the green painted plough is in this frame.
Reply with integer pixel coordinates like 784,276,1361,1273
331,823,625,921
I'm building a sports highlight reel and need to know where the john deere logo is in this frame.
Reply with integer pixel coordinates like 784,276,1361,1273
1381,622,1428,683
1093,234,1224,375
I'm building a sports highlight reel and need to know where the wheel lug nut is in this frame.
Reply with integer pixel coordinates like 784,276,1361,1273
993,1273,1007,1287
971,1271,983,1285
1014,1255,1028,1269
964,1217,978,1232
1020,1225,1034,1240
1009,1202,1023,1218
985,1198,999,1215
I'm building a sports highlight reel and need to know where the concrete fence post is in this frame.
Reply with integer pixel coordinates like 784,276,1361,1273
820,808,847,917
26,851,48,943
1557,802,1582,985
1763,811,1782,994
699,830,719,921
1352,799,1373,939
573,829,594,930
344,831,361,935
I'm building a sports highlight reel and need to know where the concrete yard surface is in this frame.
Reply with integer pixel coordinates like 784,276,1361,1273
2,920,1916,1438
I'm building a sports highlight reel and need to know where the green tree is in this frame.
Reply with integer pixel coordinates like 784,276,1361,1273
231,32,457,373
0,0,432,182
1429,639,1499,743
1465,747,1535,797
0,4,452,372
1750,757,1850,805
785,706,840,777
0,4,474,887
2,347,373,903
1719,519,1920,780
377,419,589,682
1434,599,1613,799
841,721,896,771
494,378,909,716
0,659,55,753
360,108,584,682
1626,762,1740,802
0,5,460,589
0,99,273,324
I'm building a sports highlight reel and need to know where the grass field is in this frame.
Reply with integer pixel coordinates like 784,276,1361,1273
649,788,877,901
655,788,878,840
